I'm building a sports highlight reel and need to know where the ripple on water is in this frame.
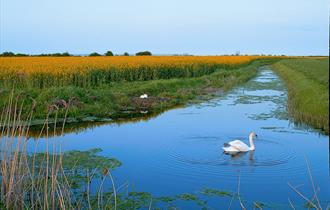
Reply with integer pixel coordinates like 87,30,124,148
150,136,325,182
146,70,326,183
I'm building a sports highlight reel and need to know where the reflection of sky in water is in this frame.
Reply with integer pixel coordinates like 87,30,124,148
27,69,329,208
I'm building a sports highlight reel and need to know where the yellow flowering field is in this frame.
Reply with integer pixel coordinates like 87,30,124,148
0,56,263,88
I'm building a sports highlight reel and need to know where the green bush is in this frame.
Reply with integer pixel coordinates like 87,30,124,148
0,52,15,57
136,51,152,56
105,51,114,56
89,52,102,56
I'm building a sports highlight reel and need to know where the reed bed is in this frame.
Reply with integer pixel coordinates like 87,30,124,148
0,92,74,209
0,93,120,209
0,56,262,88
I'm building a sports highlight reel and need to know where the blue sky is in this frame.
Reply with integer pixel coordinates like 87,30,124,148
0,0,328,55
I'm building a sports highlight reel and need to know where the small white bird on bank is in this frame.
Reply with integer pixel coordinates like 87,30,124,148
140,94,148,99
222,132,258,153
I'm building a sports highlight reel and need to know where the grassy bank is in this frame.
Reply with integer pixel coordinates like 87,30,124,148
272,58,329,134
0,59,277,125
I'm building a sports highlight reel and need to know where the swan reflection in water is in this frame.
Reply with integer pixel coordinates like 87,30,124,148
224,150,256,166
229,150,255,160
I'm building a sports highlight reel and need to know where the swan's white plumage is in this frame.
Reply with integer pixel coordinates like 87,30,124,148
221,145,240,153
223,132,257,153
227,140,250,152
140,94,148,99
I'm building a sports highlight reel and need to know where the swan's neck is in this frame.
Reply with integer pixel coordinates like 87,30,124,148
249,135,255,151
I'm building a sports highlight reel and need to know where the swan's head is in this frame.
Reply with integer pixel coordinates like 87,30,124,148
250,132,258,138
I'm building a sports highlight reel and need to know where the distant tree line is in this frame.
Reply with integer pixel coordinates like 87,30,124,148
88,51,152,56
0,51,288,57
38,52,71,57
0,50,153,57
0,52,30,57
0,52,71,57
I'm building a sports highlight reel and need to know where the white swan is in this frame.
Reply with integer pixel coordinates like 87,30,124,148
140,94,148,99
222,132,258,153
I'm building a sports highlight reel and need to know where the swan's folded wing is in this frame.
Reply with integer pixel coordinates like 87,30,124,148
223,146,240,153
228,140,249,151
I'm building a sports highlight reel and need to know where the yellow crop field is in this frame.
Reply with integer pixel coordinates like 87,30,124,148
0,56,262,88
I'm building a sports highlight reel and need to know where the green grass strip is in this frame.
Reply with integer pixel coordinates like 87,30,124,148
272,58,329,134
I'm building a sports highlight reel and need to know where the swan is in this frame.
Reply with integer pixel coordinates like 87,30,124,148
222,132,258,153
140,94,148,99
